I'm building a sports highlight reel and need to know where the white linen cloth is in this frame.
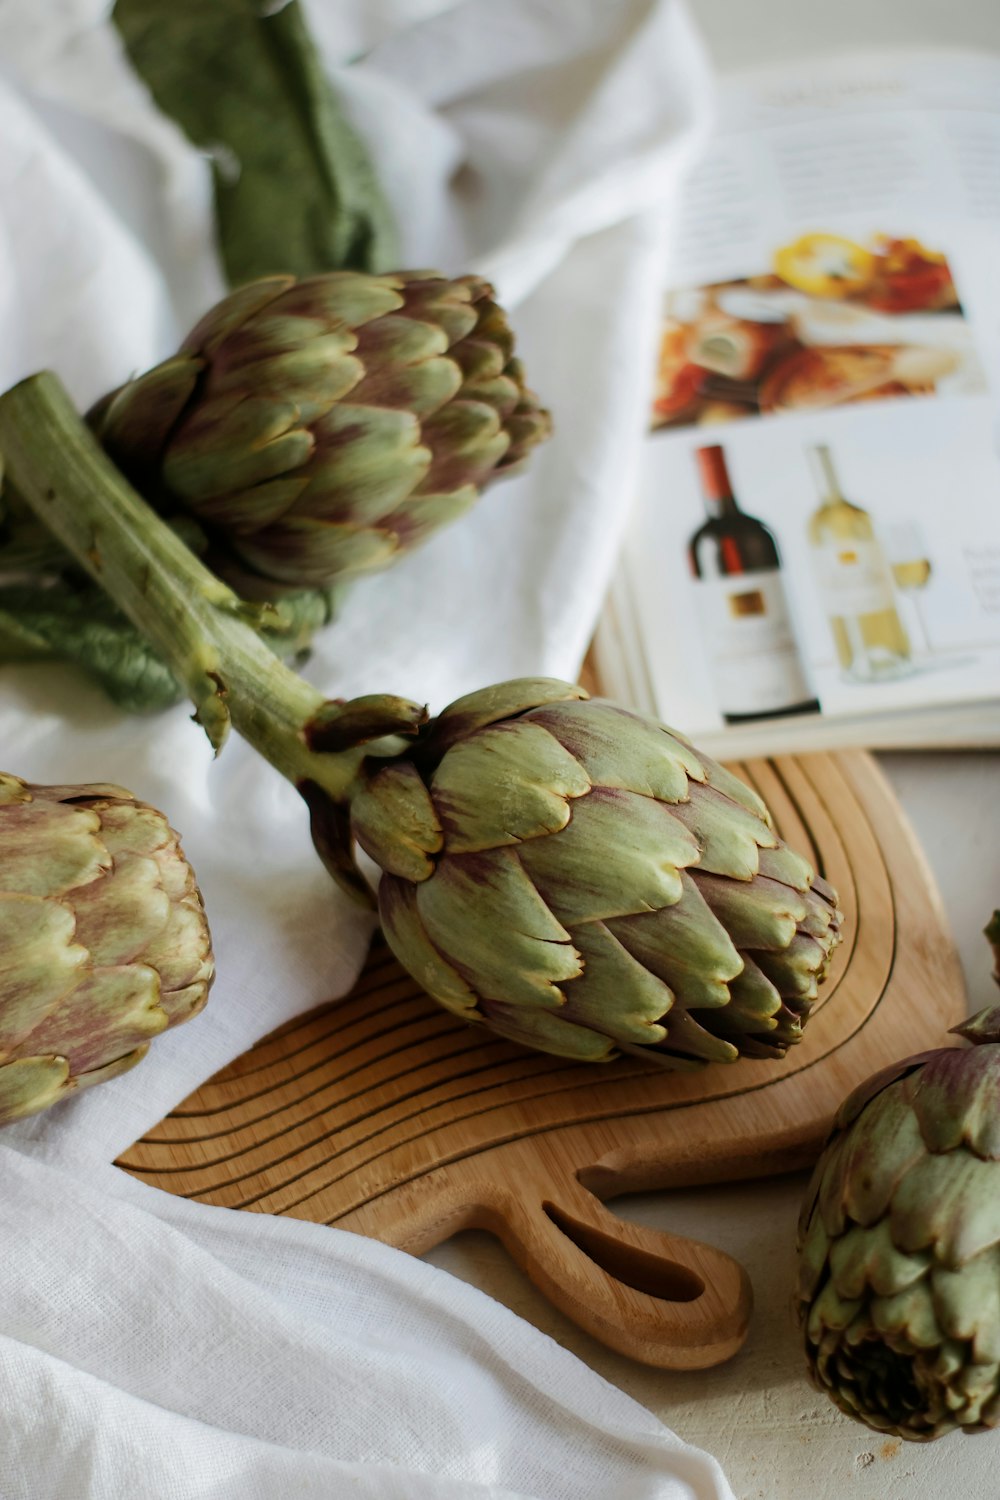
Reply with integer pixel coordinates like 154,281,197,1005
0,2,734,1495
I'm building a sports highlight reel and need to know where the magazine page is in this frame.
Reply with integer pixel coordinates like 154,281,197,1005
601,49,1000,753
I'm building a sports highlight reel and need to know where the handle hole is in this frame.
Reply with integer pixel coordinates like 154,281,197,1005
542,1202,705,1303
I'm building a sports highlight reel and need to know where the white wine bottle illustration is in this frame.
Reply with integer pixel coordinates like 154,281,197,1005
807,444,911,682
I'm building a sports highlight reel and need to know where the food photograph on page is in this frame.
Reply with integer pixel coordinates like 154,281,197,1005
651,232,987,431
1,4,1000,1500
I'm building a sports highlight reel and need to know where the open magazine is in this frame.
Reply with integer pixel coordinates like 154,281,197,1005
594,48,1000,756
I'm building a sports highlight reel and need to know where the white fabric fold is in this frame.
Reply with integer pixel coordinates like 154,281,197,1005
0,2,733,1494
0,1151,734,1500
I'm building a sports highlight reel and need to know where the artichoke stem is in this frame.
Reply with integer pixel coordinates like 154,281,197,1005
0,373,363,804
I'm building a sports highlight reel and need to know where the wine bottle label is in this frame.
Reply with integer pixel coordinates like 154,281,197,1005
815,539,896,617
692,569,813,716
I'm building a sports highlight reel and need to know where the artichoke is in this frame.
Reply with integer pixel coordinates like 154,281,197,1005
797,1008,1000,1440
0,378,841,1070
328,679,843,1065
90,271,551,598
0,773,213,1126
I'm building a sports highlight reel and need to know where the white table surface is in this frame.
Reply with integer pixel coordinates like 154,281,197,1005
428,6,1000,1495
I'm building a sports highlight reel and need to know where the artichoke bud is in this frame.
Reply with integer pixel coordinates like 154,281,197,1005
90,271,552,600
332,678,842,1067
0,774,213,1126
797,1010,1000,1440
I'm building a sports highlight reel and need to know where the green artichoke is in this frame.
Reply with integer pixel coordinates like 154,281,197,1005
0,380,841,1071
89,271,551,598
336,679,843,1065
0,773,213,1125
797,1008,1000,1440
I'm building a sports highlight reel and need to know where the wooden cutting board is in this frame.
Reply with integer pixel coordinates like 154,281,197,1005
119,750,965,1369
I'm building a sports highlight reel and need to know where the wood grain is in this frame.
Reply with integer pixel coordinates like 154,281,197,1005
119,750,965,1369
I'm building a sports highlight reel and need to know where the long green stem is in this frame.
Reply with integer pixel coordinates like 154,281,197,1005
0,373,362,802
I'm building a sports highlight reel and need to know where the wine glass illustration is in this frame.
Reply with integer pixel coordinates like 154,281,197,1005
886,521,933,656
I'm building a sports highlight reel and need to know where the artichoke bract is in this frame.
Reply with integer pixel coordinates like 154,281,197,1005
336,679,842,1065
0,774,213,1126
90,271,551,597
797,1009,1000,1440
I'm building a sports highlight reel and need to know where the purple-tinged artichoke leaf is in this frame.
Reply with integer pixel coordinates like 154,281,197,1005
559,922,671,1046
723,955,782,1023
73,1043,150,1094
235,516,399,585
753,932,830,1002
447,332,505,383
195,476,311,534
652,1005,739,1065
0,799,108,897
756,842,815,892
141,891,215,999
431,721,589,854
695,751,772,824
478,1001,618,1062
907,1043,1000,1160
352,311,449,366
305,694,427,753
93,799,173,862
932,1250,1000,1362
21,963,168,1074
518,787,698,925
0,895,86,1049
93,354,202,462
379,876,478,1017
829,1218,930,1302
396,274,482,343
70,855,170,965
671,782,778,880
415,848,581,1010
419,400,509,492
164,396,314,500
422,678,587,763
693,870,807,952
524,700,700,803
302,404,430,523
0,1055,72,1124
182,276,296,355
280,272,403,328
209,336,363,423
833,1055,933,1132
820,1082,927,1235
797,1198,833,1302
608,871,742,1012
349,352,463,419
352,763,442,883
386,486,479,549
868,1278,940,1349
891,1150,1000,1264
298,779,374,907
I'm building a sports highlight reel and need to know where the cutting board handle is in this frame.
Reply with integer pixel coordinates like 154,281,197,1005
487,1173,752,1369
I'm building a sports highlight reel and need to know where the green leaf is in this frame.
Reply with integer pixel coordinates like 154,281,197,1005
112,0,398,284
0,579,340,715
0,584,183,713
